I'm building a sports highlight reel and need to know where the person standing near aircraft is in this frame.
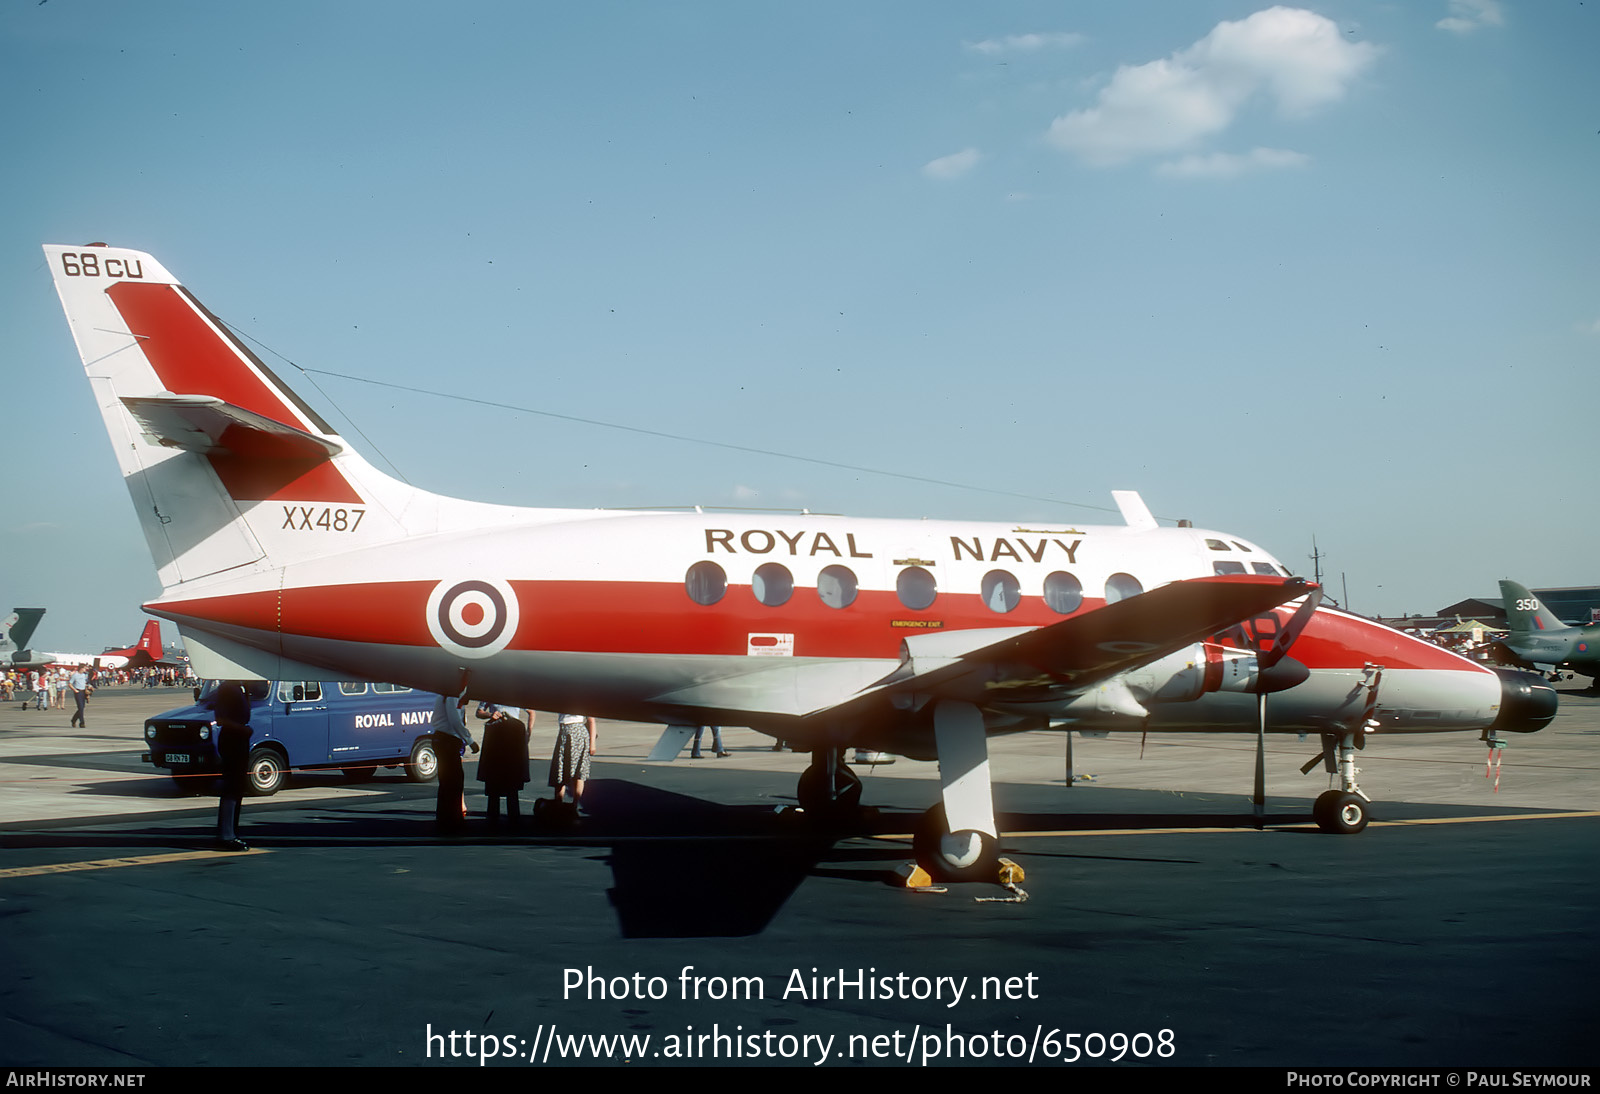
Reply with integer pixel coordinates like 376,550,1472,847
478,707,531,829
68,666,89,728
549,714,597,811
431,690,478,833
691,724,728,759
213,681,252,852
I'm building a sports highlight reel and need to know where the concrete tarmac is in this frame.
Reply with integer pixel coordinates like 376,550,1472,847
2,684,1596,1068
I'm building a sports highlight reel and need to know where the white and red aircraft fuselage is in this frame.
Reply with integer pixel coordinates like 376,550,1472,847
30,619,165,670
7,617,164,671
44,243,1556,880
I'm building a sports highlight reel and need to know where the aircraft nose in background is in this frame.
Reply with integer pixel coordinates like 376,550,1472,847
1490,668,1559,733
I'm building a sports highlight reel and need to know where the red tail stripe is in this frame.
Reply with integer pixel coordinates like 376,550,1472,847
107,282,303,430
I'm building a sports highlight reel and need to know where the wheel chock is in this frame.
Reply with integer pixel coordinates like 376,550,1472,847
895,862,945,891
974,859,1030,903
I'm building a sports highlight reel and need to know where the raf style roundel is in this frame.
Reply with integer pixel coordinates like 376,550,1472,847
425,578,520,659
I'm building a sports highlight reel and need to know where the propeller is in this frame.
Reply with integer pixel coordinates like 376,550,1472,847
1252,588,1324,824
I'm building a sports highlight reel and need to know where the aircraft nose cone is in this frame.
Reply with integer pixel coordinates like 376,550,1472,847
1491,668,1558,733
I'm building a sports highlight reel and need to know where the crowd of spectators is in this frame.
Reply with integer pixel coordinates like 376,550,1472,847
2,663,195,705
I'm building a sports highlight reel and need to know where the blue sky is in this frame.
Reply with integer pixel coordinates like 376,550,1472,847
2,1,1594,651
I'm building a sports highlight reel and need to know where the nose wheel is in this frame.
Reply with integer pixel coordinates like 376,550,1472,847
1312,790,1369,834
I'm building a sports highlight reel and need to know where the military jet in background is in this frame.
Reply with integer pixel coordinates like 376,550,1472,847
1,608,48,668
1495,579,1600,688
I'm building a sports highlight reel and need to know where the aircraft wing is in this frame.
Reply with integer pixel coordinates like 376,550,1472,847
649,575,1313,728
823,574,1315,716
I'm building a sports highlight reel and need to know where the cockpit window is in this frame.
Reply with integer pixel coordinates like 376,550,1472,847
1205,539,1230,551
1251,563,1280,576
1213,561,1247,575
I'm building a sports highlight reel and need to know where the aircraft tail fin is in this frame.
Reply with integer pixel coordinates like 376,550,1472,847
135,619,163,662
43,244,465,593
5,608,46,654
1499,580,1567,636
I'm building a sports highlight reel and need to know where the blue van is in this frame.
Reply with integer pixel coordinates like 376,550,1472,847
143,680,443,795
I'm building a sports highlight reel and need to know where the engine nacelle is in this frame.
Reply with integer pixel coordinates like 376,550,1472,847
1120,642,1259,704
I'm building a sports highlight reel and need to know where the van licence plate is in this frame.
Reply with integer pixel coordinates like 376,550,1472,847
167,753,191,765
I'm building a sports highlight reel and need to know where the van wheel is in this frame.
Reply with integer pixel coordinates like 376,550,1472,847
246,747,287,796
408,739,439,783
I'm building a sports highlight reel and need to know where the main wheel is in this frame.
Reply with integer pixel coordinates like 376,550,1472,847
408,738,439,783
796,759,862,815
1313,790,1369,834
246,746,287,796
914,804,1000,883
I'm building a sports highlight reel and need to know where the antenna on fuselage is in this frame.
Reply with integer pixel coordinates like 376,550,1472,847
1309,536,1326,589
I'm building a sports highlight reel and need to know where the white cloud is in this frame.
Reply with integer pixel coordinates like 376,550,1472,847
1046,7,1376,167
923,147,981,179
1157,147,1310,178
966,32,1084,56
1437,0,1504,34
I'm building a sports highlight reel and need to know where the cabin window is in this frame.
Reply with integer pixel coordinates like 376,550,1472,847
373,683,412,693
982,570,1020,613
1105,573,1144,603
339,682,368,696
817,565,858,609
1213,561,1247,575
686,561,727,605
1043,571,1083,614
896,566,937,611
752,562,793,607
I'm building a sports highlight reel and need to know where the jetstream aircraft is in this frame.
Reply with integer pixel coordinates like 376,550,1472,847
44,243,1557,881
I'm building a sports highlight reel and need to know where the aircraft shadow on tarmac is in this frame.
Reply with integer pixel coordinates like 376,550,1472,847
13,763,1524,939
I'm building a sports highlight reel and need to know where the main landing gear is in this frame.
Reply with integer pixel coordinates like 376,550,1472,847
794,700,1007,884
796,749,862,818
913,803,1000,883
